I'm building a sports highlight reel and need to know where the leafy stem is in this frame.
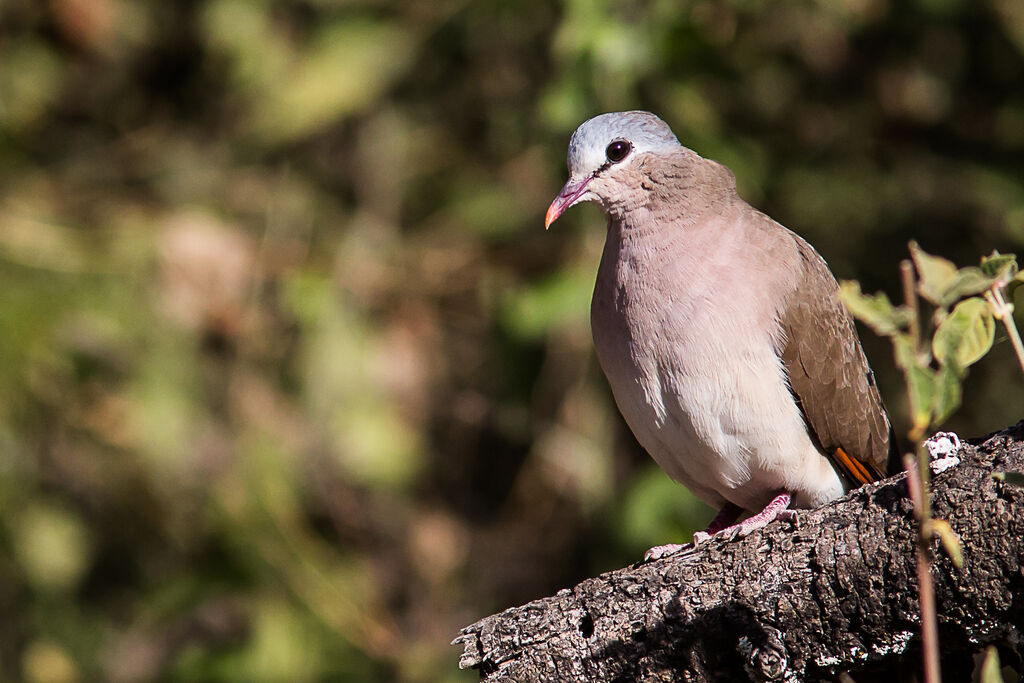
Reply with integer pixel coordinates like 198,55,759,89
840,242,1023,683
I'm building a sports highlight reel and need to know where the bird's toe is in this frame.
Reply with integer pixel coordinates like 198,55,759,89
643,543,691,562
692,531,713,546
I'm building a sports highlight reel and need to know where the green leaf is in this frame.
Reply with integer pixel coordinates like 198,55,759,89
980,250,1018,280
931,362,962,423
892,333,924,370
911,243,1005,307
929,518,963,569
939,267,999,304
932,297,995,370
910,241,959,306
892,328,964,432
892,334,938,434
979,646,1003,683
906,365,936,433
838,281,909,336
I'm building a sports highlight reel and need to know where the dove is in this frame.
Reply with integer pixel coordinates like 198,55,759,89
545,111,898,560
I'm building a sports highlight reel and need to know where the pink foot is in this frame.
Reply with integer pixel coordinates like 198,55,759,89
643,543,690,561
642,494,796,562
694,492,795,544
643,502,744,561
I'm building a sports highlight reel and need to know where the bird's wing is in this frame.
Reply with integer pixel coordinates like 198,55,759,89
777,234,898,485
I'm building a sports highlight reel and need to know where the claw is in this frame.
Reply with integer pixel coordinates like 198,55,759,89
692,531,712,546
643,543,691,562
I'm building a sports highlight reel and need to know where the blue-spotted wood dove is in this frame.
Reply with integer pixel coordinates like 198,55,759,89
545,111,898,560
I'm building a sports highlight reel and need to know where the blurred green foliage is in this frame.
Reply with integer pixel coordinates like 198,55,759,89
0,0,1022,680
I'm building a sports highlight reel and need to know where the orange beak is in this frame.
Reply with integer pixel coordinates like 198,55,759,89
544,177,592,229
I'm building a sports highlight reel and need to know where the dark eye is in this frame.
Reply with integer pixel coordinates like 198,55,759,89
605,140,631,163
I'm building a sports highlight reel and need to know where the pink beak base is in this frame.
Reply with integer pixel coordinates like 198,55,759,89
544,177,592,229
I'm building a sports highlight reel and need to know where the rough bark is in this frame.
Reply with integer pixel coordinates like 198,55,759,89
453,422,1024,682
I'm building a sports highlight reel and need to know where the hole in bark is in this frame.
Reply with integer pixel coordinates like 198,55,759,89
579,613,595,638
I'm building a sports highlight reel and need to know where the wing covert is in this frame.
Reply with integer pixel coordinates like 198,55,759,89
778,236,897,484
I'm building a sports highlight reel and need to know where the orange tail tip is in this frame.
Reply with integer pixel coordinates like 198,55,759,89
833,446,874,486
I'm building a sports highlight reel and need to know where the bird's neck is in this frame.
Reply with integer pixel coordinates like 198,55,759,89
608,151,741,232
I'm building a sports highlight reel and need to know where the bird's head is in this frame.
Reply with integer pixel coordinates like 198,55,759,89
545,111,683,229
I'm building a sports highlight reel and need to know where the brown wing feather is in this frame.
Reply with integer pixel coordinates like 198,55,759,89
778,235,897,485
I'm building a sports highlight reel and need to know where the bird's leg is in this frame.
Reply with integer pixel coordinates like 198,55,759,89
697,492,796,544
643,502,744,562
703,502,744,535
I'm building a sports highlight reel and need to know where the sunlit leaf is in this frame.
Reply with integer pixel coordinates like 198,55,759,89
893,333,930,372
910,241,959,306
838,281,909,336
980,250,1018,280
932,362,962,423
906,363,937,434
932,297,995,370
929,518,963,568
909,244,1001,307
939,267,999,304
979,645,1003,683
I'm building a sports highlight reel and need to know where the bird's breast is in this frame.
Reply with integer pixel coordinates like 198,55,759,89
589,221,834,510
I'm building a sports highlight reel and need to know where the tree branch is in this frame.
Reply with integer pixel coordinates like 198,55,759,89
453,422,1024,682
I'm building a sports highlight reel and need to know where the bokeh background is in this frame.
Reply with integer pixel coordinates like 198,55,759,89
1,0,1023,680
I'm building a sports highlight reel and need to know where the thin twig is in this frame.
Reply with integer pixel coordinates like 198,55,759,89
916,545,941,683
985,286,1024,377
904,452,941,683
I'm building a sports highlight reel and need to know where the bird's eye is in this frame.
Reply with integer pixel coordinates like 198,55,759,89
605,140,632,163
